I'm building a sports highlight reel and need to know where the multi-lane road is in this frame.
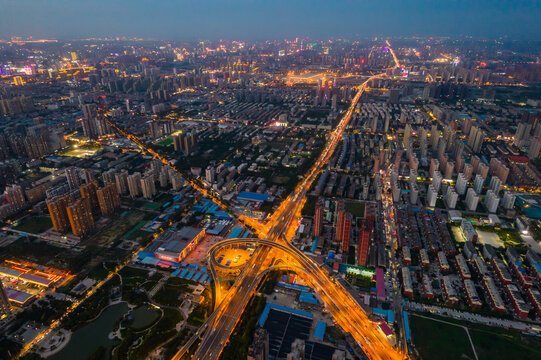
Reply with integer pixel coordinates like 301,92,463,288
111,44,406,360
172,68,407,359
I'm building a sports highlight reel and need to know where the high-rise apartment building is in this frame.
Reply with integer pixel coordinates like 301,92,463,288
313,200,323,237
97,183,120,216
66,198,94,236
141,173,156,199
80,181,100,217
127,172,142,198
358,219,371,266
47,194,71,233
465,188,479,211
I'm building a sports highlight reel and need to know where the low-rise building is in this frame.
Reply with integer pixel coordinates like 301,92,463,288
401,267,413,298
438,251,450,273
491,257,513,285
422,274,434,300
482,276,506,313
460,219,478,243
455,254,471,279
464,279,482,308
505,284,529,319
442,275,459,304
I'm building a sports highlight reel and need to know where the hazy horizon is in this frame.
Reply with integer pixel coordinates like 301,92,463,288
1,0,541,41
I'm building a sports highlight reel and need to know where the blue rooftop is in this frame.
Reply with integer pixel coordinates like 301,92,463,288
299,292,318,305
258,303,313,327
314,321,326,340
237,191,270,202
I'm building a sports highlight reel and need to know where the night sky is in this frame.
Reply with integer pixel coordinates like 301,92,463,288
1,0,540,40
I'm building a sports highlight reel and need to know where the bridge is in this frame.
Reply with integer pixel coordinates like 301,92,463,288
109,43,408,360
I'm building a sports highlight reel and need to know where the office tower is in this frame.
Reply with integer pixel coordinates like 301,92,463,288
473,174,485,194
490,176,502,194
81,103,99,139
502,192,516,210
446,187,458,209
67,198,94,236
484,190,500,213
456,173,468,195
528,138,541,159
430,124,439,150
47,194,71,233
141,173,156,199
102,169,116,186
403,124,412,148
0,281,10,316
115,170,129,195
206,167,216,183
477,163,489,179
313,200,323,237
79,181,99,217
463,163,473,180
432,170,442,192
358,219,371,266
427,184,438,207
465,188,479,211
97,183,120,216
4,184,25,209
514,122,532,147
65,166,81,190
429,158,439,177
127,172,142,198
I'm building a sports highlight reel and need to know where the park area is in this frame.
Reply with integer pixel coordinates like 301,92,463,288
13,216,52,234
409,313,541,360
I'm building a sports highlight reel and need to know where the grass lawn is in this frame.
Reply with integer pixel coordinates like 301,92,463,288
157,137,173,146
410,313,541,360
409,314,475,360
143,202,161,210
123,221,149,240
14,216,52,234
153,277,194,307
471,329,541,360
345,200,365,218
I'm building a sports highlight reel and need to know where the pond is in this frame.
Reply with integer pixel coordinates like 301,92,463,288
129,305,161,330
49,302,129,360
